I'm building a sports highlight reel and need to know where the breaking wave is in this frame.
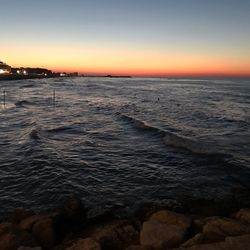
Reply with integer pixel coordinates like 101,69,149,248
120,114,228,157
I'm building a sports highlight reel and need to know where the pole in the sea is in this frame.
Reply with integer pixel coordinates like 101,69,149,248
3,90,6,107
53,88,55,107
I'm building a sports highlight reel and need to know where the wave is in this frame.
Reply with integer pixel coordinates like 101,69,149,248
46,126,75,133
19,84,35,88
15,100,33,108
21,123,84,144
46,123,85,134
120,114,164,134
29,129,41,140
120,114,228,157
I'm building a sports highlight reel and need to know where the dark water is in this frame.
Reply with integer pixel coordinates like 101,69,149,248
0,77,250,216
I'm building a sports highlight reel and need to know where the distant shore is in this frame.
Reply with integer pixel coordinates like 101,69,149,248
0,75,60,81
0,74,132,82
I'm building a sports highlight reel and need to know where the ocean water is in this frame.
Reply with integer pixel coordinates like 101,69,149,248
0,77,250,216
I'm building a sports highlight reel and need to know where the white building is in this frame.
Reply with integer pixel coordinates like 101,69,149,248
0,61,11,75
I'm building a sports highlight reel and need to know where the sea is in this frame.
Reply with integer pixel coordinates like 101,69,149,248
0,77,250,216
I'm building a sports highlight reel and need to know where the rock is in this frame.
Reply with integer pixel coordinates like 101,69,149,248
193,216,233,234
18,247,42,250
173,234,250,250
181,197,244,217
14,231,37,248
19,215,48,231
139,210,191,250
133,203,160,222
224,234,250,249
181,233,204,248
12,208,35,224
66,238,101,250
53,196,87,241
235,208,250,224
0,230,37,250
0,233,20,250
63,195,86,220
32,218,55,248
124,245,151,250
193,218,208,233
202,217,250,243
91,220,139,250
0,223,13,237
87,210,115,225
150,210,191,229
140,220,186,249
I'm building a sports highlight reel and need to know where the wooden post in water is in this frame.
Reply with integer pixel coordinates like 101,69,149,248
3,90,6,107
53,88,56,107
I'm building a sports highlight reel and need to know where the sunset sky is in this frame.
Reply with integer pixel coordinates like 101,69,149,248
1,0,250,77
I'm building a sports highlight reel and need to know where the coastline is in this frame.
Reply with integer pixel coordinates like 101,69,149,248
1,193,250,250
0,75,132,82
0,75,60,82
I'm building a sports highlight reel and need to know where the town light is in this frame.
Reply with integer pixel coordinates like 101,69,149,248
0,69,8,74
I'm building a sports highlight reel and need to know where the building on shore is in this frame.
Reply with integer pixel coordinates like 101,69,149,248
1,61,79,79
12,67,53,76
0,61,11,75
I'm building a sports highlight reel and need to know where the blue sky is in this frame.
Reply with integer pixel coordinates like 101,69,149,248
1,0,250,75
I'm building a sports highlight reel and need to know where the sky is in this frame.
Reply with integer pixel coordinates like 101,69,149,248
1,0,250,76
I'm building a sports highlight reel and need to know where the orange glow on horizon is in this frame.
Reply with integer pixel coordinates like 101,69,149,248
1,42,250,78
50,67,250,78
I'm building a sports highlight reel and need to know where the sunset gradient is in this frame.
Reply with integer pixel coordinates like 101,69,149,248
1,0,250,77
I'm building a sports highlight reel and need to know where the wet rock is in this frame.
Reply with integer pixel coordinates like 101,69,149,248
140,220,186,249
124,245,151,250
53,195,87,241
235,208,250,224
87,209,115,225
18,247,42,250
224,234,250,249
0,230,37,250
66,237,101,250
173,234,250,250
150,210,191,229
139,210,191,249
63,195,86,220
91,220,139,250
202,217,250,243
19,215,49,231
0,223,13,237
133,203,160,222
181,198,237,217
0,233,20,250
193,216,235,234
12,208,35,224
181,233,204,248
193,218,208,234
32,218,55,248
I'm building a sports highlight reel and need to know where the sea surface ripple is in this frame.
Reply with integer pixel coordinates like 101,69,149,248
0,77,250,216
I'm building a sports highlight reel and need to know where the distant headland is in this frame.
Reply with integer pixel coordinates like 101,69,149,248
0,61,132,81
0,61,79,81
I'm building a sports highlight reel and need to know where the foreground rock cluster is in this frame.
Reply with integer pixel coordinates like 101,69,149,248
1,196,250,250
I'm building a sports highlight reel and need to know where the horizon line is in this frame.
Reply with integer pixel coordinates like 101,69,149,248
3,62,250,79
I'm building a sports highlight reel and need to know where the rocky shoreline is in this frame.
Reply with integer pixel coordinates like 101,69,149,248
1,195,250,250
